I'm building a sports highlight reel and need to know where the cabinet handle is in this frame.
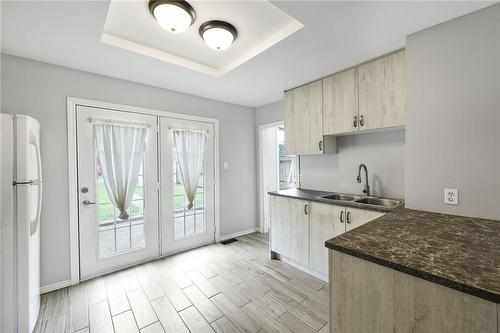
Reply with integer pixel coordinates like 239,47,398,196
340,211,344,223
346,211,351,224
353,116,358,128
359,115,365,127
319,140,323,151
304,204,308,215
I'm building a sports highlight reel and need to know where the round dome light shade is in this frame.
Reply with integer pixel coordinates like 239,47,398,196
149,0,196,33
199,21,237,51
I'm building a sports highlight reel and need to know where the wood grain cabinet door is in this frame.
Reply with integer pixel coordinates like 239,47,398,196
284,80,324,155
323,68,359,135
345,207,385,232
270,196,309,266
358,50,406,131
309,202,345,275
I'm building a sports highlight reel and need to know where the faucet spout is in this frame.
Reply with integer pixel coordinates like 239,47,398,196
356,164,370,197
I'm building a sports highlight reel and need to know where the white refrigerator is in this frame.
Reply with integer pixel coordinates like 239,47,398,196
1,114,42,333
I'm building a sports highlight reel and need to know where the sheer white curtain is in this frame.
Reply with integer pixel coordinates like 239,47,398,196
94,123,148,220
173,129,207,209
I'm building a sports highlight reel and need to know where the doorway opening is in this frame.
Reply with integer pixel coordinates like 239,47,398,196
258,121,298,233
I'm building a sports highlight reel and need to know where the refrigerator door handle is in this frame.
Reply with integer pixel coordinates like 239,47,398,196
30,182,42,236
29,126,43,235
30,125,43,182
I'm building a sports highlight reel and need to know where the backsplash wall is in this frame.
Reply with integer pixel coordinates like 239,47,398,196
300,129,405,199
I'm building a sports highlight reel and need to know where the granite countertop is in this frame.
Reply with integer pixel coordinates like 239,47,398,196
268,188,402,213
325,206,500,303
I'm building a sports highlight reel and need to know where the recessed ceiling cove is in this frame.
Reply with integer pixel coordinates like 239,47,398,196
101,0,303,76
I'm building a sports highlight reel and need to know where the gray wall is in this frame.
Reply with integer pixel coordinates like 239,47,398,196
256,101,406,199
300,130,405,199
405,4,500,219
256,100,284,126
1,54,257,287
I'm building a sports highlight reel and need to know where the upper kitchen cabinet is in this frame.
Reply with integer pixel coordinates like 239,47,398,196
284,80,324,155
323,68,358,135
285,50,405,154
358,50,406,131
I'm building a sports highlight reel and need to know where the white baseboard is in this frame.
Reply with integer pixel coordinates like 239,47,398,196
220,227,258,241
40,279,73,294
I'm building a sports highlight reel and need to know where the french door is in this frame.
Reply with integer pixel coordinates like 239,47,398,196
159,117,215,254
77,106,159,279
76,105,216,280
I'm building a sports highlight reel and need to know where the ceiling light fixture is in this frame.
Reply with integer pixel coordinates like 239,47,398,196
199,20,238,51
149,0,196,33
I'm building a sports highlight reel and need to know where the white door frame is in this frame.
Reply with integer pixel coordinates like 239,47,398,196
67,97,220,286
257,121,283,233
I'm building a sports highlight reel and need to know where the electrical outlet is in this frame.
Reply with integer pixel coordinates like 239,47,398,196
444,188,458,205
299,174,304,184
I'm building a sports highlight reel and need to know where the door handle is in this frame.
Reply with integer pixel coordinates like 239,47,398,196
83,200,96,205
346,211,351,224
353,116,358,128
359,115,365,127
304,204,308,215
340,211,344,223
318,140,323,151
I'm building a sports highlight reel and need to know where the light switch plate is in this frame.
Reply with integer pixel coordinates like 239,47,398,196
223,162,229,170
444,188,458,205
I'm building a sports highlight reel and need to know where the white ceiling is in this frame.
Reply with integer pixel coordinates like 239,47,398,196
102,1,303,76
1,1,494,108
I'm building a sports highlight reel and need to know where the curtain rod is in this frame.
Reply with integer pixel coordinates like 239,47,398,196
87,117,151,128
168,127,209,134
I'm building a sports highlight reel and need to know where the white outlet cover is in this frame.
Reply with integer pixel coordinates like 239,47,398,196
444,188,458,205
223,162,229,170
299,174,304,183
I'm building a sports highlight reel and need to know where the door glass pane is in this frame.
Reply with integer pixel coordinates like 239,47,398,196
172,143,205,240
96,161,145,258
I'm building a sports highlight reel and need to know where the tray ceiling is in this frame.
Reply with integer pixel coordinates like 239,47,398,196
102,0,304,76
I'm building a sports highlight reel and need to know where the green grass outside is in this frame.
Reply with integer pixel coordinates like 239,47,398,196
98,182,203,222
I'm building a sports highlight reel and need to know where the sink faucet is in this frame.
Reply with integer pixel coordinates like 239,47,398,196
356,164,371,197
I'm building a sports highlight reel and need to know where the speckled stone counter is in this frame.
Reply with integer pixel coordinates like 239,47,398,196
325,206,500,303
268,188,401,213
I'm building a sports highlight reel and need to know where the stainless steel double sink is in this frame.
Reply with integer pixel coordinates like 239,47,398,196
321,193,401,208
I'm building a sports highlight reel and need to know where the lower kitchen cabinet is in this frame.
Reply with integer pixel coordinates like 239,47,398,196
270,195,386,279
270,195,309,266
309,202,345,275
329,251,498,333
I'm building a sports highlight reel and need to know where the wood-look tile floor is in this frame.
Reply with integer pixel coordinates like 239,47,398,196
35,233,329,333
